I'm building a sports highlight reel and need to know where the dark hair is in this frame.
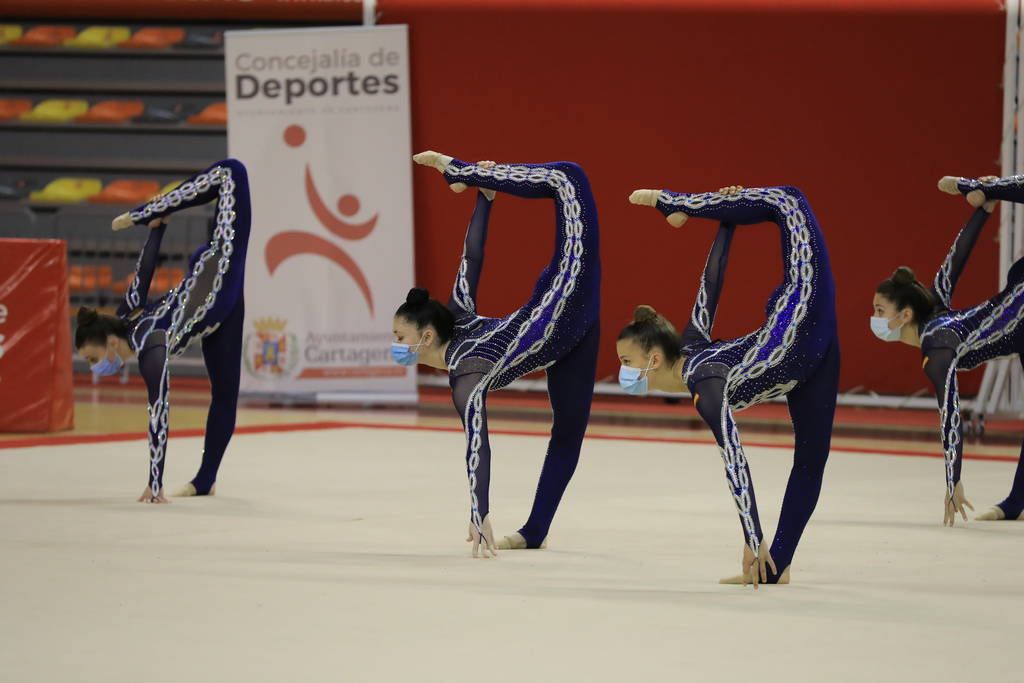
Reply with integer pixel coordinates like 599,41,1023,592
617,305,682,363
876,266,936,323
395,287,455,343
74,306,128,349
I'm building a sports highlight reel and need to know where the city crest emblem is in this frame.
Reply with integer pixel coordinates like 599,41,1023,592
244,317,299,378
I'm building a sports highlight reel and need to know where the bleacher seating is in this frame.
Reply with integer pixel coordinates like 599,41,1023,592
20,98,89,122
29,177,103,203
64,26,133,49
119,27,185,50
77,99,145,123
179,28,223,49
12,25,76,47
187,101,226,126
0,19,237,372
0,25,22,44
5,96,223,127
89,179,161,204
0,98,31,119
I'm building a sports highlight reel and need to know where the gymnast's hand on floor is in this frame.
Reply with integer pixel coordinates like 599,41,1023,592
720,543,777,589
943,481,973,526
718,185,744,196
137,487,170,504
466,514,497,558
745,542,777,589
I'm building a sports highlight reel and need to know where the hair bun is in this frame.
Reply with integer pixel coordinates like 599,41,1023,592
76,306,98,326
406,287,430,305
892,266,917,286
633,305,659,324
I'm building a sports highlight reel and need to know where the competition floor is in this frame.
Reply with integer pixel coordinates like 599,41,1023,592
1,377,1021,681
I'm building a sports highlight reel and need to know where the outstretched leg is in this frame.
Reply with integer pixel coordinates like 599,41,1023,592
180,297,244,495
511,322,600,549
165,160,251,351
114,158,251,230
414,151,593,204
767,338,840,580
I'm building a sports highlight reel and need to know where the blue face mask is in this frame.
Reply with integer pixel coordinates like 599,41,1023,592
391,336,424,366
870,315,903,342
618,358,654,396
91,351,124,377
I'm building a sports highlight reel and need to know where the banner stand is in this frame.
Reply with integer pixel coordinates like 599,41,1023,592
226,26,416,404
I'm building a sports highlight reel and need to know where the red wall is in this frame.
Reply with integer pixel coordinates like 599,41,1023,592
0,0,1005,394
380,0,1005,395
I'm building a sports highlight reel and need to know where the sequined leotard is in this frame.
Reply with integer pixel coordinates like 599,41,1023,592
653,186,839,581
119,158,250,497
435,158,601,547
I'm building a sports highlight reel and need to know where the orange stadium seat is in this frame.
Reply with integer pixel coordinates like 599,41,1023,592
64,26,131,49
119,27,185,50
89,179,161,204
76,100,145,124
29,178,102,203
152,267,184,294
0,99,32,120
187,101,227,126
112,273,133,295
97,266,113,291
69,265,99,293
20,99,89,122
0,25,23,44
12,25,76,47
68,265,83,293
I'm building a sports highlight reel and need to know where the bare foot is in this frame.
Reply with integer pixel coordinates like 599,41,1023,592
412,150,453,172
937,176,961,195
976,506,1024,521
412,150,469,193
719,566,791,585
112,212,134,231
628,188,659,207
937,175,993,209
628,188,686,227
495,532,548,550
173,483,216,497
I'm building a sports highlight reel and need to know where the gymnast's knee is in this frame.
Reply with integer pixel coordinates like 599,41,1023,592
218,157,248,181
780,185,807,201
552,161,587,183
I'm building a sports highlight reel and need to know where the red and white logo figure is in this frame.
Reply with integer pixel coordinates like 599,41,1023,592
265,124,378,313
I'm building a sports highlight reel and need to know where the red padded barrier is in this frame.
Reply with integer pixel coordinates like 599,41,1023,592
0,240,73,433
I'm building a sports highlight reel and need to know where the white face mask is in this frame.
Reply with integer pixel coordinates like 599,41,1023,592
870,314,903,342
619,357,655,396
